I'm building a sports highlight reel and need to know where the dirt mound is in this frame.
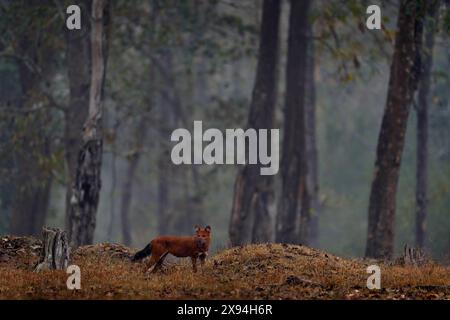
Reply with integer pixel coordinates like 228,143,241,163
210,244,449,299
0,237,449,299
0,236,42,269
74,242,135,261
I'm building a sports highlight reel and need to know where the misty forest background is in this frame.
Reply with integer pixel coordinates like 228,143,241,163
0,0,449,261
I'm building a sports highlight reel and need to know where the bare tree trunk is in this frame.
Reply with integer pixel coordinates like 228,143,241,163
155,46,205,233
68,0,109,247
10,21,52,237
448,50,450,159
447,0,450,160
157,145,170,235
120,119,148,245
305,26,320,247
276,0,311,245
30,173,52,236
366,0,427,259
34,227,70,272
415,0,440,249
229,0,280,246
185,63,205,229
10,170,52,236
65,0,92,233
107,125,117,241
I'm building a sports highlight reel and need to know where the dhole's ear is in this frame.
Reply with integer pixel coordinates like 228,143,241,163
194,225,200,232
205,225,211,232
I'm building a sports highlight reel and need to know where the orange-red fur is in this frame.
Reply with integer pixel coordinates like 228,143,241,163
134,225,211,273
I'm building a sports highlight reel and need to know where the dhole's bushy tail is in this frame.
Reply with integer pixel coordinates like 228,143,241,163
132,243,152,262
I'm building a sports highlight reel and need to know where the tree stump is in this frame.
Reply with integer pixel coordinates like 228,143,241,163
402,244,427,267
34,227,70,272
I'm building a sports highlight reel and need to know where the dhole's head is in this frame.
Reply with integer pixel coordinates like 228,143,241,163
194,225,211,242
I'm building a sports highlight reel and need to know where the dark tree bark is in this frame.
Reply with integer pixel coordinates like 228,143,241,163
415,0,440,249
34,227,70,272
229,0,280,246
276,0,312,245
366,0,428,259
305,26,320,247
68,0,109,247
65,0,92,233
9,3,53,236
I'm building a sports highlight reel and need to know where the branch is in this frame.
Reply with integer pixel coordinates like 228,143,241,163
52,0,66,22
0,105,46,115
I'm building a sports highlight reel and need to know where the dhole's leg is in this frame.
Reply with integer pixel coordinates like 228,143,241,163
199,253,207,267
146,251,169,273
145,254,158,273
152,251,169,273
191,256,197,273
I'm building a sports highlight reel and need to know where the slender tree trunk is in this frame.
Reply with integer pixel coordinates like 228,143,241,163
171,60,205,230
447,0,450,159
156,47,205,232
185,63,205,229
157,143,170,235
276,0,311,245
68,0,109,247
366,0,427,259
10,22,52,237
305,26,320,247
10,169,52,236
107,140,117,241
155,53,173,236
415,0,440,249
120,119,148,245
448,51,450,159
107,119,120,241
229,0,280,246
65,0,92,233
29,172,52,236
10,135,52,236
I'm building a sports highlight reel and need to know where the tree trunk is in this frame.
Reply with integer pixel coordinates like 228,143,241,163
68,0,109,247
276,0,311,245
157,143,170,235
415,0,440,249
169,54,205,231
107,126,118,241
65,0,92,233
10,172,52,236
154,45,206,233
366,0,427,259
10,20,52,237
34,227,70,272
229,0,280,246
447,0,450,161
305,25,320,247
120,119,148,245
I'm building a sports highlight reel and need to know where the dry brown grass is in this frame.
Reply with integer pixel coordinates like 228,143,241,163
0,237,449,300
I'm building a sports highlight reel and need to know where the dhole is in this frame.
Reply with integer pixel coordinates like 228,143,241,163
132,225,211,273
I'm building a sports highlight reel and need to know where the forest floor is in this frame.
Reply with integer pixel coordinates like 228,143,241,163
0,235,449,299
